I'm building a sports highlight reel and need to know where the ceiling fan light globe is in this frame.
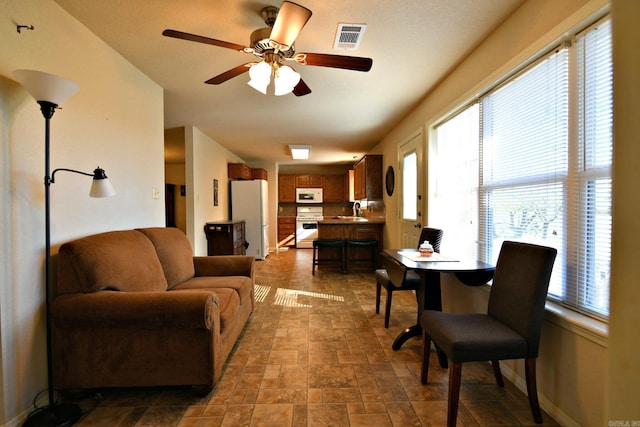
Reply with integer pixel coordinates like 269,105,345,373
249,61,271,83
248,78,269,94
274,65,300,95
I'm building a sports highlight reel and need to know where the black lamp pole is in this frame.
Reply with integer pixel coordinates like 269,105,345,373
23,101,82,427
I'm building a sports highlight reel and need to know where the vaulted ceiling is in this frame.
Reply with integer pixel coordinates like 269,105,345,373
55,0,524,165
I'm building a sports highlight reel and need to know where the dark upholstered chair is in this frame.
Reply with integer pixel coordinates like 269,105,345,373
420,241,557,427
375,227,443,328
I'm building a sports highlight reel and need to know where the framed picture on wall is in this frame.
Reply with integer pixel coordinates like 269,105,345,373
213,179,219,206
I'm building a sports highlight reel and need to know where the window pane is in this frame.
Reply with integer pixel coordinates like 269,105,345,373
432,105,479,258
483,183,565,296
480,49,568,297
402,152,417,221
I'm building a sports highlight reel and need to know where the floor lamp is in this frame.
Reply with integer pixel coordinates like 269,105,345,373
13,70,116,427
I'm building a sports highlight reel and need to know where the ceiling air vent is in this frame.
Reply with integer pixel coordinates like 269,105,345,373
333,23,367,51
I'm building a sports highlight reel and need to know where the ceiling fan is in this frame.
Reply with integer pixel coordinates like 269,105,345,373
162,1,373,96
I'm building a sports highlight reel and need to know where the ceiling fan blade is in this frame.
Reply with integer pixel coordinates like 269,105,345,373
302,53,373,72
269,1,312,50
293,79,312,97
205,63,254,85
162,29,247,51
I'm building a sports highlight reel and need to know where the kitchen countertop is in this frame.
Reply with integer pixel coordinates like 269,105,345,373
318,216,385,224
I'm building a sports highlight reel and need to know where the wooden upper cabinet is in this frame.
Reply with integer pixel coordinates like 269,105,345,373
278,174,296,203
353,155,383,200
228,163,252,180
323,174,345,203
295,174,324,188
228,163,267,181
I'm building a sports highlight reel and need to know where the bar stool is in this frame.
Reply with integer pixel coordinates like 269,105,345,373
345,239,378,273
312,239,346,275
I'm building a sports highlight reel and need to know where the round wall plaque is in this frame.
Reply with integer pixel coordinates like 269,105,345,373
385,166,395,196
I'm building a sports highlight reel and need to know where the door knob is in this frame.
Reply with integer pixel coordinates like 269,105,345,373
414,222,422,228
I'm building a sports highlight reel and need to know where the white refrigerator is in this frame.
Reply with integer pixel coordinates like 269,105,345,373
231,180,269,260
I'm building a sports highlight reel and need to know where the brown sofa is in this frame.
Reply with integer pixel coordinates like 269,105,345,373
51,227,254,392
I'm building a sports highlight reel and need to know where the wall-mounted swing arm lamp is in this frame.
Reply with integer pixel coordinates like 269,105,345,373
13,69,115,427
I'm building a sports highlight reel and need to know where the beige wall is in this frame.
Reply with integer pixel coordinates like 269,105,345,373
369,0,637,425
608,0,640,421
185,126,245,255
0,0,165,424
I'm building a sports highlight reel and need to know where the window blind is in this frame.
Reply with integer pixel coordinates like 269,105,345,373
565,18,612,318
480,48,569,298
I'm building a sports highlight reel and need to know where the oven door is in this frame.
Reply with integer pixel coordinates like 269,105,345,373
296,220,318,248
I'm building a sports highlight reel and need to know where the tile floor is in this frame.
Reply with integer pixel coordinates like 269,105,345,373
67,248,559,426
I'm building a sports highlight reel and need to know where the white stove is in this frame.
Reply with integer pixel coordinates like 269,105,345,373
296,206,323,248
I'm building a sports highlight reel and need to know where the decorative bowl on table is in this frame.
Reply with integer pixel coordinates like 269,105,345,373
419,241,434,257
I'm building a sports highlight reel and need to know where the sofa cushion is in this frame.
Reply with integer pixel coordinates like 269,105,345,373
172,276,253,307
136,227,195,289
57,230,168,294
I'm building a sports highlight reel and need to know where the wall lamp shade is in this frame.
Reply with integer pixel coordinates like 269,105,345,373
289,144,311,160
13,69,80,106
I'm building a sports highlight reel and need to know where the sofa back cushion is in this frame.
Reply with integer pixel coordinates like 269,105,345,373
57,230,168,294
136,227,195,289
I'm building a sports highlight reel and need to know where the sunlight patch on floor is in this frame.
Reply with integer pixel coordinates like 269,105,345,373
254,284,345,307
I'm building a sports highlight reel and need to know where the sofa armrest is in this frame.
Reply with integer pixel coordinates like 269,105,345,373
51,291,218,330
193,255,254,279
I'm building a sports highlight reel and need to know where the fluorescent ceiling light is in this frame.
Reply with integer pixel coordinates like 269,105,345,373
289,145,311,160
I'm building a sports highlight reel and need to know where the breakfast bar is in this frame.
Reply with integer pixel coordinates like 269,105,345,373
316,217,384,272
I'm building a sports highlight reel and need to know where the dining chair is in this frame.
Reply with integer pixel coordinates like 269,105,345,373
420,241,557,426
375,227,443,328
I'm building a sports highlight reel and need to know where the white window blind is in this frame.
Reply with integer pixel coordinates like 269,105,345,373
565,19,612,317
480,48,569,298
431,17,612,319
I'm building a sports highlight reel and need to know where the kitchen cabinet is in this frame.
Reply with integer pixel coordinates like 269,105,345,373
204,221,246,255
251,168,268,180
296,174,324,188
353,155,383,200
277,217,296,247
278,175,296,203
323,174,346,202
228,163,252,180
228,163,268,181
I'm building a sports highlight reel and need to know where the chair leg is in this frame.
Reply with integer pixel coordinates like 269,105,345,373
384,289,392,328
491,360,504,387
525,358,543,424
421,330,432,384
312,246,317,275
375,281,381,314
447,361,462,427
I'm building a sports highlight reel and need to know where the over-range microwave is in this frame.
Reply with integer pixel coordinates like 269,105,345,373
295,188,323,204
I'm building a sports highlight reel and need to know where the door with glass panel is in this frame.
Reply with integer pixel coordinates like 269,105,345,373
398,131,424,248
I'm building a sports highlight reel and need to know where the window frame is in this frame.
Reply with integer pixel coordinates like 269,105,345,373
428,15,612,321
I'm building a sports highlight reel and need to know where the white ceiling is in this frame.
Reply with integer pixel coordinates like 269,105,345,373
55,0,524,166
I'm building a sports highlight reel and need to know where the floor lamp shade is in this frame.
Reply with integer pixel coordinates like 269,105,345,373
89,168,116,198
13,69,80,106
